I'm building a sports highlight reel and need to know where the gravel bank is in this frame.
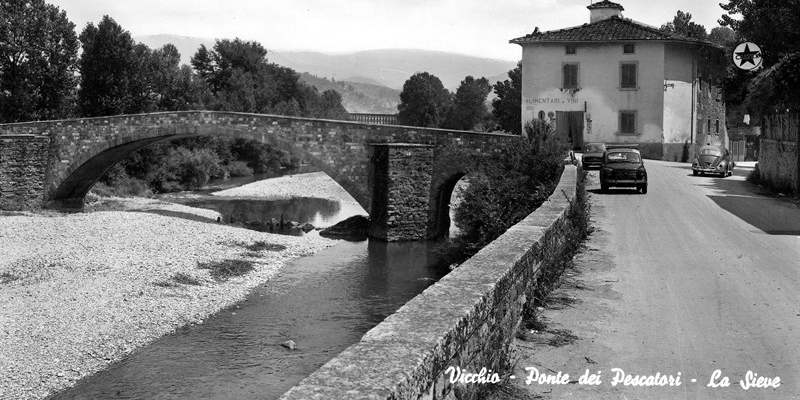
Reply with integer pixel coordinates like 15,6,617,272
213,171,361,205
0,173,344,399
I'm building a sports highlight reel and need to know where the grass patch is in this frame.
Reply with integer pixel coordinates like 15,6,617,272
220,240,287,252
154,272,203,287
153,280,178,288
173,272,203,286
530,167,592,309
244,241,287,252
0,272,21,284
197,259,255,281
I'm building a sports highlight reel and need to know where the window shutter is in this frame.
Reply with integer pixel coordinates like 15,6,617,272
621,63,637,88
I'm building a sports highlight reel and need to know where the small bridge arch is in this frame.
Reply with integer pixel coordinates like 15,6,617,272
0,111,518,240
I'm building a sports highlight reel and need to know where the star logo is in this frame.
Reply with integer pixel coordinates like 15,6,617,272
733,42,762,70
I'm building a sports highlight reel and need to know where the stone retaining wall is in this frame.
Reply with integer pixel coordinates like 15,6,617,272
759,113,799,195
280,165,579,400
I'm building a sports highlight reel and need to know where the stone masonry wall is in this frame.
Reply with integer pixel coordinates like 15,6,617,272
368,144,434,241
0,135,50,210
280,165,578,400
0,111,515,214
760,113,799,195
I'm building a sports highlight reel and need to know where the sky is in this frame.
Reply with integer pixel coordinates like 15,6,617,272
46,0,733,61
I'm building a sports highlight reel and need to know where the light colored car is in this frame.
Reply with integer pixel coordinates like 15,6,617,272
581,142,606,169
693,145,735,177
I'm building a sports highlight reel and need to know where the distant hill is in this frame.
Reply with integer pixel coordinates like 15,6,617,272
299,73,400,114
267,48,517,91
134,35,518,92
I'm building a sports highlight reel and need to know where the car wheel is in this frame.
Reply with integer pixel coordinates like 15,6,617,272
600,183,608,193
640,184,648,194
693,170,698,176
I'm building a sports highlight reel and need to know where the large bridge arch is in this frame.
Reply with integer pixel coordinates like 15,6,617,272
0,111,518,240
42,112,375,211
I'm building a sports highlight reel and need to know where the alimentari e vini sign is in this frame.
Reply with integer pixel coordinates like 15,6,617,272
525,97,582,105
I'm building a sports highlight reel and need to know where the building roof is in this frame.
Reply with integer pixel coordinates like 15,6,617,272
587,1,624,10
510,16,717,47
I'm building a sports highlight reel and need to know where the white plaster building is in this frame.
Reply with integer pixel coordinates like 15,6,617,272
511,0,726,160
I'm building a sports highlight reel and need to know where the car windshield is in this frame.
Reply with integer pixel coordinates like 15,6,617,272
605,151,641,163
700,148,722,156
585,144,605,153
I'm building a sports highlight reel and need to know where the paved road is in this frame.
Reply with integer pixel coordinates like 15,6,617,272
509,160,799,399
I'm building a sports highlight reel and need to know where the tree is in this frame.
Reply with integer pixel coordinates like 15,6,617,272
718,0,800,111
708,26,736,48
453,118,567,253
305,88,349,120
397,72,452,127
443,76,492,131
0,0,79,122
491,62,522,135
720,0,800,66
191,38,319,115
77,15,150,117
660,10,707,40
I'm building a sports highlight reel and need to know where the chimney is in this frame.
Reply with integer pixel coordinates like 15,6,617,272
588,1,624,23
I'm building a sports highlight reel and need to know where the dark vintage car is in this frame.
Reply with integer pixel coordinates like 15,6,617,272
692,145,735,177
581,142,607,169
600,148,648,194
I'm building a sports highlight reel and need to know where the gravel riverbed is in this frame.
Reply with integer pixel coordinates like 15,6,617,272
0,172,352,399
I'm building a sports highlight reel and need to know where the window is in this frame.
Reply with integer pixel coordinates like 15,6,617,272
620,62,637,89
715,120,720,134
623,43,635,54
565,45,576,55
538,110,546,120
619,111,637,134
707,118,711,133
562,63,579,89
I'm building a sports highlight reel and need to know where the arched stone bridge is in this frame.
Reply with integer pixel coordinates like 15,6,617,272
0,111,517,241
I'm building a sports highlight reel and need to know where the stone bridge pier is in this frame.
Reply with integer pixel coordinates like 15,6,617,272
0,111,517,241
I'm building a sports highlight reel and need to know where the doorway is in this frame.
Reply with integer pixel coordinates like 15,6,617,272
556,111,584,150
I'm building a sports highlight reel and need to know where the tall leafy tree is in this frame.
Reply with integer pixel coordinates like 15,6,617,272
660,11,707,40
396,72,452,127
708,26,736,48
305,88,349,120
720,0,800,66
191,38,311,114
719,0,800,112
443,76,491,131
491,62,522,135
0,0,79,122
78,15,149,117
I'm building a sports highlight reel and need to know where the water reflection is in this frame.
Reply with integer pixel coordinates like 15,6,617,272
178,197,363,236
50,239,449,400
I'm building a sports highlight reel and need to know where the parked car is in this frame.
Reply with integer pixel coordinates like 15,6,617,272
692,145,735,177
581,142,606,169
600,148,648,194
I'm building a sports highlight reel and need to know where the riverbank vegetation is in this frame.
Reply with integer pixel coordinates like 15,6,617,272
92,137,301,197
439,119,571,266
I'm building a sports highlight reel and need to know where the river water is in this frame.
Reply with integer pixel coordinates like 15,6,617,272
49,171,454,399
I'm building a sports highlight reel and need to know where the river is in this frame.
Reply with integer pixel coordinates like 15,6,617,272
49,170,456,399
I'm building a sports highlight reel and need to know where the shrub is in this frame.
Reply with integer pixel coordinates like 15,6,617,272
164,147,225,189
746,163,761,184
451,119,568,254
91,165,152,197
197,259,255,281
224,160,254,177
